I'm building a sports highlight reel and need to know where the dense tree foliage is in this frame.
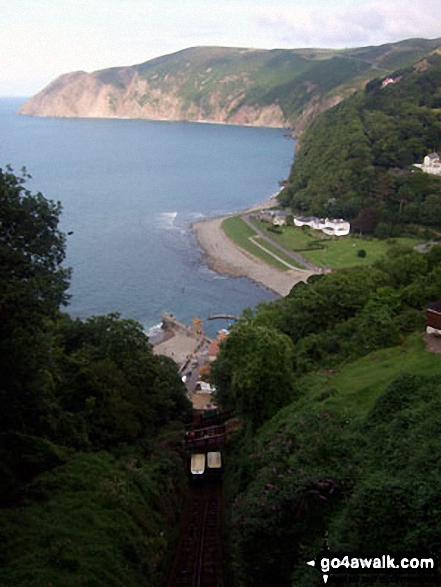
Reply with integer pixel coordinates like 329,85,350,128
280,54,441,233
0,169,192,582
0,167,70,437
226,374,441,587
0,450,185,587
211,324,294,427
215,242,441,586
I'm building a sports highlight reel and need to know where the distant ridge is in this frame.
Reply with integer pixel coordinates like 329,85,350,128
20,38,441,136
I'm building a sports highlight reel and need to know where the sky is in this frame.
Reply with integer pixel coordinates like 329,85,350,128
1,0,441,96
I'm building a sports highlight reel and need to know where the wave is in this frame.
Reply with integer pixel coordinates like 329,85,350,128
159,211,178,230
146,322,165,344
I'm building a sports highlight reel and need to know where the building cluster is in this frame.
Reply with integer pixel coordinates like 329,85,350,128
254,210,351,236
293,216,351,236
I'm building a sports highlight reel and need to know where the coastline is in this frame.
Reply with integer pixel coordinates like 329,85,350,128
192,195,315,297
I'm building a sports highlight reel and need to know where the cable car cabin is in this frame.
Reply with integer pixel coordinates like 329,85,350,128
190,453,205,481
206,451,222,482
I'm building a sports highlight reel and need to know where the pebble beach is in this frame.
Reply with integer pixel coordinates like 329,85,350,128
192,196,314,297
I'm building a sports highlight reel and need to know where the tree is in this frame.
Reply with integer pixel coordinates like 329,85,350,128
0,167,70,435
56,313,192,448
353,207,378,234
211,324,295,427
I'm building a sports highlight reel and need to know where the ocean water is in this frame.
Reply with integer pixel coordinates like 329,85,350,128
0,97,295,337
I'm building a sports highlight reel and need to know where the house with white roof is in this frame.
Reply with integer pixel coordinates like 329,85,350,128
294,216,350,236
413,153,441,176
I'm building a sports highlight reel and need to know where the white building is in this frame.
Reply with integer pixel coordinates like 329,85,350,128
413,153,441,176
294,216,350,236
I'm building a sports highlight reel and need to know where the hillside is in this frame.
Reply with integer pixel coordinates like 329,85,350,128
19,39,441,134
212,242,441,586
279,51,441,232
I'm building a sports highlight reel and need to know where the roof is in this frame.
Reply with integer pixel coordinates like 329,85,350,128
190,454,205,475
427,300,441,313
207,452,222,469
208,331,228,357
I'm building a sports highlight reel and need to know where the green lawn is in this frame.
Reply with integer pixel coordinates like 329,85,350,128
222,216,288,270
296,333,441,415
251,219,423,269
252,236,304,269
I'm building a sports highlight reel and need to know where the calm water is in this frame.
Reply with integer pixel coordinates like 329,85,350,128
0,97,295,336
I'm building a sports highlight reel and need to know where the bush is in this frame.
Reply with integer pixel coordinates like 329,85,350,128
357,249,367,258
267,225,283,234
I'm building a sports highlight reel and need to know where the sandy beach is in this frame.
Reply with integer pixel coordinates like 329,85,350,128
193,196,314,297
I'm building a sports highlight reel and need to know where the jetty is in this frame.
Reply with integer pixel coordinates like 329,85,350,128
207,314,241,321
153,313,212,370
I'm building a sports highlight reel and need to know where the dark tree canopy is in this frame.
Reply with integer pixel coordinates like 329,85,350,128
280,54,441,232
0,168,70,435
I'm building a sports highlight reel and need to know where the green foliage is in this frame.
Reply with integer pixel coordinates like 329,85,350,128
215,237,441,586
56,313,192,449
0,167,70,436
281,54,441,231
211,323,295,427
224,371,441,587
0,450,186,587
333,375,441,556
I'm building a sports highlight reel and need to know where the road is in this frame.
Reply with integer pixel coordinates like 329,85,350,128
241,214,320,272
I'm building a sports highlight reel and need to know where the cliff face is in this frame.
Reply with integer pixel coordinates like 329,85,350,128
19,41,441,133
20,70,286,127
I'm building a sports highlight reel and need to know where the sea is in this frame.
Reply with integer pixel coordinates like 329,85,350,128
0,97,295,338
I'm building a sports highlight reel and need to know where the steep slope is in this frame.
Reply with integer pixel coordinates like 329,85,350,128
279,51,441,232
19,39,441,133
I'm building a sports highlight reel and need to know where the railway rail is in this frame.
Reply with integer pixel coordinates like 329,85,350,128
167,485,223,587
168,414,226,587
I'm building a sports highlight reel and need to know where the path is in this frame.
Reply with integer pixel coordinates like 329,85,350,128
241,214,320,271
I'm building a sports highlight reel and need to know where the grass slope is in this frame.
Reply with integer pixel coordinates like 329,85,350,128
294,332,441,414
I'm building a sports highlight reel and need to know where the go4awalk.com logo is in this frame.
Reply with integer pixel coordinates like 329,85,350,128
307,549,439,584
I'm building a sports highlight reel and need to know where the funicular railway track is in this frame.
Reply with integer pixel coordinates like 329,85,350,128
168,485,223,587
168,416,226,587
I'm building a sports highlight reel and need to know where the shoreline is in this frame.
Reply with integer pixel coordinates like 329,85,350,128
192,195,314,297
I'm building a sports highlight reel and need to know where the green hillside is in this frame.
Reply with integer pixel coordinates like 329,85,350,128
110,40,441,125
20,38,441,133
280,51,441,233
212,241,441,586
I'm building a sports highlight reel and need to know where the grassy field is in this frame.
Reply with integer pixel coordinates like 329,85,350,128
222,216,289,270
296,333,441,415
251,236,304,269
250,219,423,269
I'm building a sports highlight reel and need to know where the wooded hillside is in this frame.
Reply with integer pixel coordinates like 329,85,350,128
213,243,441,586
280,53,441,234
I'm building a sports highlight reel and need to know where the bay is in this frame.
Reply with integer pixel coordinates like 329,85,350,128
0,97,295,337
